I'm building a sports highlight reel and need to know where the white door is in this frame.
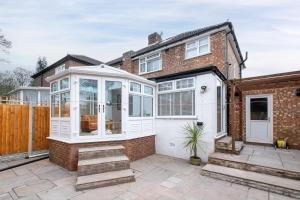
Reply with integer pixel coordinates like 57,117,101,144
246,95,273,144
101,78,125,137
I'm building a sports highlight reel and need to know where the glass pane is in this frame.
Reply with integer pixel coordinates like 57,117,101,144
173,92,181,115
187,41,197,49
60,78,69,90
51,95,59,117
199,45,209,54
140,63,146,73
158,82,172,91
105,81,122,135
176,78,194,89
51,82,58,92
40,90,50,106
217,86,222,132
129,95,141,117
147,57,160,72
60,92,70,117
158,93,172,116
130,82,141,93
186,48,198,58
181,91,194,115
251,98,268,120
23,90,38,105
199,37,208,46
147,53,159,59
79,79,98,136
144,86,153,95
143,96,153,117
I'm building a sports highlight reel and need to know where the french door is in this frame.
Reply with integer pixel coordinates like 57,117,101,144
79,77,125,138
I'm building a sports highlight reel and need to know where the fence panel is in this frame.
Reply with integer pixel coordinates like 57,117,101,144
33,106,50,150
0,104,29,155
0,104,50,156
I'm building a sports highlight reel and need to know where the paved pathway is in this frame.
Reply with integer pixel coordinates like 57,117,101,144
0,154,297,200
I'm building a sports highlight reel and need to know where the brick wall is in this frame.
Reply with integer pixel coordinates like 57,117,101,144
228,73,300,149
120,31,232,79
49,135,156,171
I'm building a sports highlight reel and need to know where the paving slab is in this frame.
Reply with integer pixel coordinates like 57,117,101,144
13,179,55,197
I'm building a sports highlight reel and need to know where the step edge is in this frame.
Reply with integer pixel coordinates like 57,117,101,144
202,164,300,192
79,145,125,153
78,156,129,166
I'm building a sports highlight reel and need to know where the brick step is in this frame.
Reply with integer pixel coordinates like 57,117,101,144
76,169,135,191
215,136,232,149
208,152,300,180
78,155,130,176
78,145,125,160
201,164,300,199
215,141,244,154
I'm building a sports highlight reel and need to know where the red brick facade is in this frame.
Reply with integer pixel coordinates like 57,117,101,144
48,135,156,171
119,31,240,80
228,71,300,149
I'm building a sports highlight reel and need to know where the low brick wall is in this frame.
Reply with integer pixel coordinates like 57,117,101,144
48,135,155,171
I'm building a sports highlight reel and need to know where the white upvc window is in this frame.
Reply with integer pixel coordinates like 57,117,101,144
139,53,161,74
185,36,210,59
129,82,154,118
157,77,195,117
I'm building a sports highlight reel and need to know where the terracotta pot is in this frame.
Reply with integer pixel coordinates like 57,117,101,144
190,156,201,166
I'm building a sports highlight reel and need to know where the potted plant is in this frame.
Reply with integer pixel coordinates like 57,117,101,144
183,122,203,166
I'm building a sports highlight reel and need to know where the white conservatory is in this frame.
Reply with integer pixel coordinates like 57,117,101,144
46,64,156,143
46,64,227,170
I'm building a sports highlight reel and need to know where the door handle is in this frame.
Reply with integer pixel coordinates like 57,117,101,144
103,105,105,113
99,104,101,113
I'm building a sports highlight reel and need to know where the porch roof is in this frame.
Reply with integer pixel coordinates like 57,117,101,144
46,64,156,86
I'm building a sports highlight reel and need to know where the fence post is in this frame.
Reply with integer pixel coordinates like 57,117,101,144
27,105,33,158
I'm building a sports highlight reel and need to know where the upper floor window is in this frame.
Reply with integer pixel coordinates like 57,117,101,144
139,53,161,74
185,36,210,59
55,64,66,74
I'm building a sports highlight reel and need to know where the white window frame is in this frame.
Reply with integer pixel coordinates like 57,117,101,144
185,36,210,60
50,75,71,119
129,81,154,119
139,52,162,75
157,77,196,118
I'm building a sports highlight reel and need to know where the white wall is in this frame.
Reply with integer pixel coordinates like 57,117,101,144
155,73,222,162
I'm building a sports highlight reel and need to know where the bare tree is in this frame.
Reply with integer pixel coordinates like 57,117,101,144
0,29,12,63
13,67,33,86
0,67,33,96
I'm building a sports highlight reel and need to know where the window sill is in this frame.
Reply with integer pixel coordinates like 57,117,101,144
184,52,211,61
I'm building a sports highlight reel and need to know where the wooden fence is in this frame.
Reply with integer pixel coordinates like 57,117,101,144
0,104,50,155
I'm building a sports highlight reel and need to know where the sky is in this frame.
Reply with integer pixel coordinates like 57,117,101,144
0,0,299,77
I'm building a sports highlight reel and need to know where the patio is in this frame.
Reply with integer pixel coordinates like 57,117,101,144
0,154,296,200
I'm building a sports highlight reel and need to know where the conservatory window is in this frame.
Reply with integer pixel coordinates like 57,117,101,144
129,95,141,117
158,78,195,117
139,53,161,74
130,82,141,93
129,83,154,118
51,94,59,117
60,78,69,90
51,82,58,92
60,92,70,117
158,82,173,92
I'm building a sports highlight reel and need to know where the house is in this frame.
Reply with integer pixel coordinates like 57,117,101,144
7,86,50,105
46,21,245,172
31,54,103,87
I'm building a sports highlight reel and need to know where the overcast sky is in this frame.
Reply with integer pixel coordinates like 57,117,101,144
0,0,299,77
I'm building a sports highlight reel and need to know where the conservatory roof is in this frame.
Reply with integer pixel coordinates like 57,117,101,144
46,64,156,86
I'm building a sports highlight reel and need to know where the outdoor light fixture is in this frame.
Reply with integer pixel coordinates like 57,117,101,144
295,88,300,96
200,86,207,93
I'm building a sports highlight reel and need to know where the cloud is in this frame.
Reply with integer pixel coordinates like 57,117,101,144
0,0,299,77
